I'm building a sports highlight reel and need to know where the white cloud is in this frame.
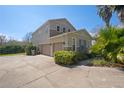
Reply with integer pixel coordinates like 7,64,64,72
117,23,124,28
89,25,102,37
0,33,9,39
89,32,96,37
0,32,22,41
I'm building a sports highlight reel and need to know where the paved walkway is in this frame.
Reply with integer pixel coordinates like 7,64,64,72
0,55,124,88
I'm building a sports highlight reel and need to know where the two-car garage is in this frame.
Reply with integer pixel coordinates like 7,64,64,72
39,42,64,56
40,44,51,56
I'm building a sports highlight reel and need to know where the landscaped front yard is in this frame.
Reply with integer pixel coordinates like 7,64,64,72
0,53,25,56
0,54,124,88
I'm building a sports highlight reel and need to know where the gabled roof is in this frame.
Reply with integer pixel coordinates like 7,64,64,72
32,18,76,35
47,18,67,22
49,29,93,40
47,18,76,30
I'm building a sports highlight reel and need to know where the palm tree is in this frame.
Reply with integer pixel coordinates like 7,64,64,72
97,5,124,26
91,27,124,62
114,6,124,23
97,5,112,27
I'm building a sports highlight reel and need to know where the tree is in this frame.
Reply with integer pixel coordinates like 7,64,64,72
114,6,124,23
97,5,124,27
6,39,23,46
90,27,124,63
0,35,7,45
23,32,32,44
97,5,112,27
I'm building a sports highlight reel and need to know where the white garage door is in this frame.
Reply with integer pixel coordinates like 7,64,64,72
42,44,51,56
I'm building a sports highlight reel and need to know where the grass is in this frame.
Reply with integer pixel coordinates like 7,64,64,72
87,58,124,68
87,58,110,67
0,53,25,56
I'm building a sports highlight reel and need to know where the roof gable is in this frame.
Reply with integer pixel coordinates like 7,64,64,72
48,18,76,31
50,29,92,40
32,18,76,35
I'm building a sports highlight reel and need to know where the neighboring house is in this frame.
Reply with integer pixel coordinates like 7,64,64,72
32,18,92,56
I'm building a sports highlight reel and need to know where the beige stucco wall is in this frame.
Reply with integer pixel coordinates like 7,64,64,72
32,23,50,46
66,30,92,48
50,35,66,43
32,19,76,46
49,19,76,37
32,19,92,56
50,30,92,50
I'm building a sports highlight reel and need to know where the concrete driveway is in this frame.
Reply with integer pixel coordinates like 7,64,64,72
0,54,124,88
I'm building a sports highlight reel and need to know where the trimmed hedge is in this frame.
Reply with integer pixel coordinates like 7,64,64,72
0,45,25,54
54,51,75,65
54,51,88,65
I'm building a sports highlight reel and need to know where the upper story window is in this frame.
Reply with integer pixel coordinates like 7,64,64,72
63,27,66,32
68,29,70,32
57,26,60,31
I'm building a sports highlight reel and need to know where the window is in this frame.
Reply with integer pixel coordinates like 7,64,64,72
63,27,66,32
79,39,83,51
57,26,60,31
87,41,90,48
68,29,70,32
79,39,82,46
83,40,86,48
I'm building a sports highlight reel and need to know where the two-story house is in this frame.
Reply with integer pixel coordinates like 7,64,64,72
32,18,92,56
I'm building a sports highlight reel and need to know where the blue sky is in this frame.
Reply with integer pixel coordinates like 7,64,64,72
0,5,120,40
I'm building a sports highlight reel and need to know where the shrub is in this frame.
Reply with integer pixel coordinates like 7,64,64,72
54,51,89,65
86,53,95,58
0,45,24,54
73,52,88,62
117,47,124,64
25,44,37,55
54,51,75,65
89,59,108,66
90,27,124,63
117,53,124,64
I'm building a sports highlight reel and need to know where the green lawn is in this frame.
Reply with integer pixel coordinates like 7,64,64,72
0,53,25,56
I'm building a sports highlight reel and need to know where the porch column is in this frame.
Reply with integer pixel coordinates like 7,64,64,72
75,38,77,51
50,43,53,56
